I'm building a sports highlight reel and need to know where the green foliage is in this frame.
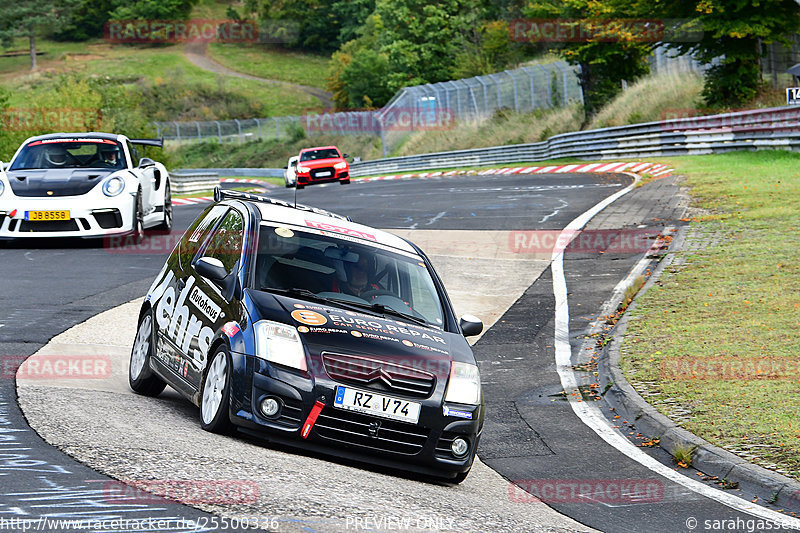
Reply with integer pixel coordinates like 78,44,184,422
338,48,393,107
376,0,473,91
0,0,81,69
524,0,651,118
633,0,800,107
109,0,199,21
452,20,519,78
134,78,266,121
53,0,116,41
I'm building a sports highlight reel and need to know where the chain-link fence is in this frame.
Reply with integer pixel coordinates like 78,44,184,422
153,53,710,155
154,62,583,155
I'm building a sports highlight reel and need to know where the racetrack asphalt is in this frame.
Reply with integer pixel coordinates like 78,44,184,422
2,172,795,532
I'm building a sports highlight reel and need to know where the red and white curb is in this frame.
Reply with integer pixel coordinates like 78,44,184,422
172,178,273,205
171,162,673,206
358,161,672,183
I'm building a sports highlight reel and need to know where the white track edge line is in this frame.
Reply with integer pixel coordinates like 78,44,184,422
550,172,800,528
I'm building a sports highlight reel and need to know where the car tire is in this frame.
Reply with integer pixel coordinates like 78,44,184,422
296,184,305,190
129,309,167,397
200,345,233,433
340,179,350,185
129,187,144,244
154,181,172,231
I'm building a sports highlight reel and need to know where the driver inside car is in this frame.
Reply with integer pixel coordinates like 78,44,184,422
44,146,68,167
98,146,121,168
333,256,379,298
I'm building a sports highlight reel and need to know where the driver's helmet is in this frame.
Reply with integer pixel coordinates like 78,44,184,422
44,145,67,167
100,146,119,164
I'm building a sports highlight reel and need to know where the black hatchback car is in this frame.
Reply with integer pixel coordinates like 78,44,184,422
129,189,485,482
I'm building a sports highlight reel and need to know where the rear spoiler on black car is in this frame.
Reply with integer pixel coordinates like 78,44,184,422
131,138,164,148
213,187,351,221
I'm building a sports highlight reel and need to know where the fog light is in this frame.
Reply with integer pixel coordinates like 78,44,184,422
260,397,280,417
451,437,469,458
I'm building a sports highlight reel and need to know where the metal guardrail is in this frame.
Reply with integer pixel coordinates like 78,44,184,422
174,168,283,178
173,107,800,180
170,171,221,194
346,106,800,177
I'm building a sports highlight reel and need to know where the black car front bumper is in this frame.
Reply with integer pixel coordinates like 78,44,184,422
229,354,483,479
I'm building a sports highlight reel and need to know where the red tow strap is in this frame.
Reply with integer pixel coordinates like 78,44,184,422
301,401,325,439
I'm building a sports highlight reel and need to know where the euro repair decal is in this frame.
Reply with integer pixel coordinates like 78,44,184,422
291,309,328,326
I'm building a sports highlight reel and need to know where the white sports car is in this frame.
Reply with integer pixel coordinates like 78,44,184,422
0,132,172,241
283,155,298,188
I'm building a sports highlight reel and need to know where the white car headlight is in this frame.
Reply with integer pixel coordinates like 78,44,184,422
0,180,5,196
334,161,347,169
296,166,310,173
254,320,307,371
102,176,125,197
444,362,481,405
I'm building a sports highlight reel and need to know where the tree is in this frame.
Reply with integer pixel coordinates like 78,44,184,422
647,0,800,107
523,0,652,118
376,0,475,91
108,0,199,22
0,0,80,70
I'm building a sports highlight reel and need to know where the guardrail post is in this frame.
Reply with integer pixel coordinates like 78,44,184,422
234,119,242,143
214,121,222,143
174,121,181,142
194,121,201,141
153,122,161,139
255,118,261,139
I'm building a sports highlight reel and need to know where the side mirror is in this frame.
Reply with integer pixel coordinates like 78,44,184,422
459,315,483,337
139,157,155,168
342,153,349,159
195,256,227,282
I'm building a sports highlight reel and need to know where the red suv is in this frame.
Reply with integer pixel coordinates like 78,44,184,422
294,146,350,189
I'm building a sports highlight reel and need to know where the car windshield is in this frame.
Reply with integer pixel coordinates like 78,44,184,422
9,139,126,170
254,224,445,329
299,149,340,162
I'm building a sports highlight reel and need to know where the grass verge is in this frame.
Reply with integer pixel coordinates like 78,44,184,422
620,150,800,480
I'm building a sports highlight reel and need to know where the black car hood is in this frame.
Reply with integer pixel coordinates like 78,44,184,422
6,169,116,197
246,289,457,377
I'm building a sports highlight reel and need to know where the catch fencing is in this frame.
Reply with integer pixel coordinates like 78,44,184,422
154,62,583,155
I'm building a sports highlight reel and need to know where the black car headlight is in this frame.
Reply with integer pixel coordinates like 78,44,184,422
444,362,481,405
254,320,307,371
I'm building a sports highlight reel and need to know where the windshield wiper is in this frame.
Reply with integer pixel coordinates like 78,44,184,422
330,299,430,328
260,287,379,316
